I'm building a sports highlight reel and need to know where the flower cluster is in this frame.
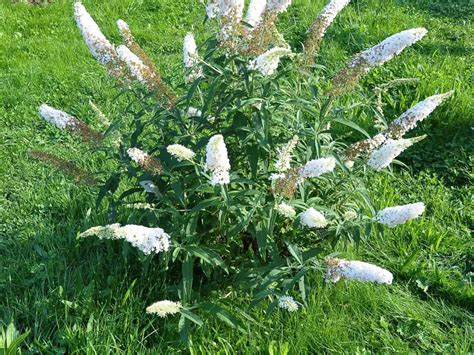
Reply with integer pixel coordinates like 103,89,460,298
358,28,428,67
167,144,196,162
275,202,296,218
183,33,203,82
244,0,266,29
331,28,428,95
117,45,150,84
299,157,336,178
266,0,292,14
343,91,452,167
248,47,293,76
74,2,118,67
386,91,453,139
376,202,425,228
278,295,298,312
343,133,386,167
39,104,103,145
146,300,182,317
39,104,75,129
274,136,298,172
205,135,231,186
367,136,425,171
304,0,351,62
127,148,163,175
80,224,171,255
325,258,393,284
300,208,328,229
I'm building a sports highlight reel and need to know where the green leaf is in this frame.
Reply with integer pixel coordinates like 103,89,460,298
180,309,204,327
285,241,303,265
182,256,193,304
332,118,371,138
182,245,228,272
191,197,220,212
201,302,245,332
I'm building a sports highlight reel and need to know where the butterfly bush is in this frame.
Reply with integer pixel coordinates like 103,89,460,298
32,0,454,335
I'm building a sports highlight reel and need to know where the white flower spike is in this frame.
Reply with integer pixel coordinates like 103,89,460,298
367,136,425,171
146,300,182,317
167,144,196,162
249,47,293,76
376,202,425,228
245,0,267,28
80,224,171,255
325,258,393,284
74,2,118,65
300,208,328,229
299,157,336,178
276,202,296,218
275,136,298,172
278,295,298,312
205,134,231,186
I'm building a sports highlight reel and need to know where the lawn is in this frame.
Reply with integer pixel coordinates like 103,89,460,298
0,0,472,352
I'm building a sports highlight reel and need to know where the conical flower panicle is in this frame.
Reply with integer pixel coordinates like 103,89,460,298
325,258,393,284
205,135,231,186
300,207,328,228
216,0,245,51
278,295,298,312
275,202,296,218
29,150,97,186
266,0,292,14
115,20,176,107
116,45,149,83
167,144,196,162
244,0,267,29
274,135,298,172
146,300,182,317
127,147,163,175
343,133,386,166
245,10,289,56
386,91,453,139
272,168,301,199
367,136,425,171
206,0,220,19
304,0,350,63
299,157,336,178
183,33,204,82
248,47,293,76
39,104,104,146
376,202,425,227
80,224,171,255
331,28,428,95
343,91,452,166
74,2,118,65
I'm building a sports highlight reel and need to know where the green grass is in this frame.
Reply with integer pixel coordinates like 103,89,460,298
0,0,472,352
